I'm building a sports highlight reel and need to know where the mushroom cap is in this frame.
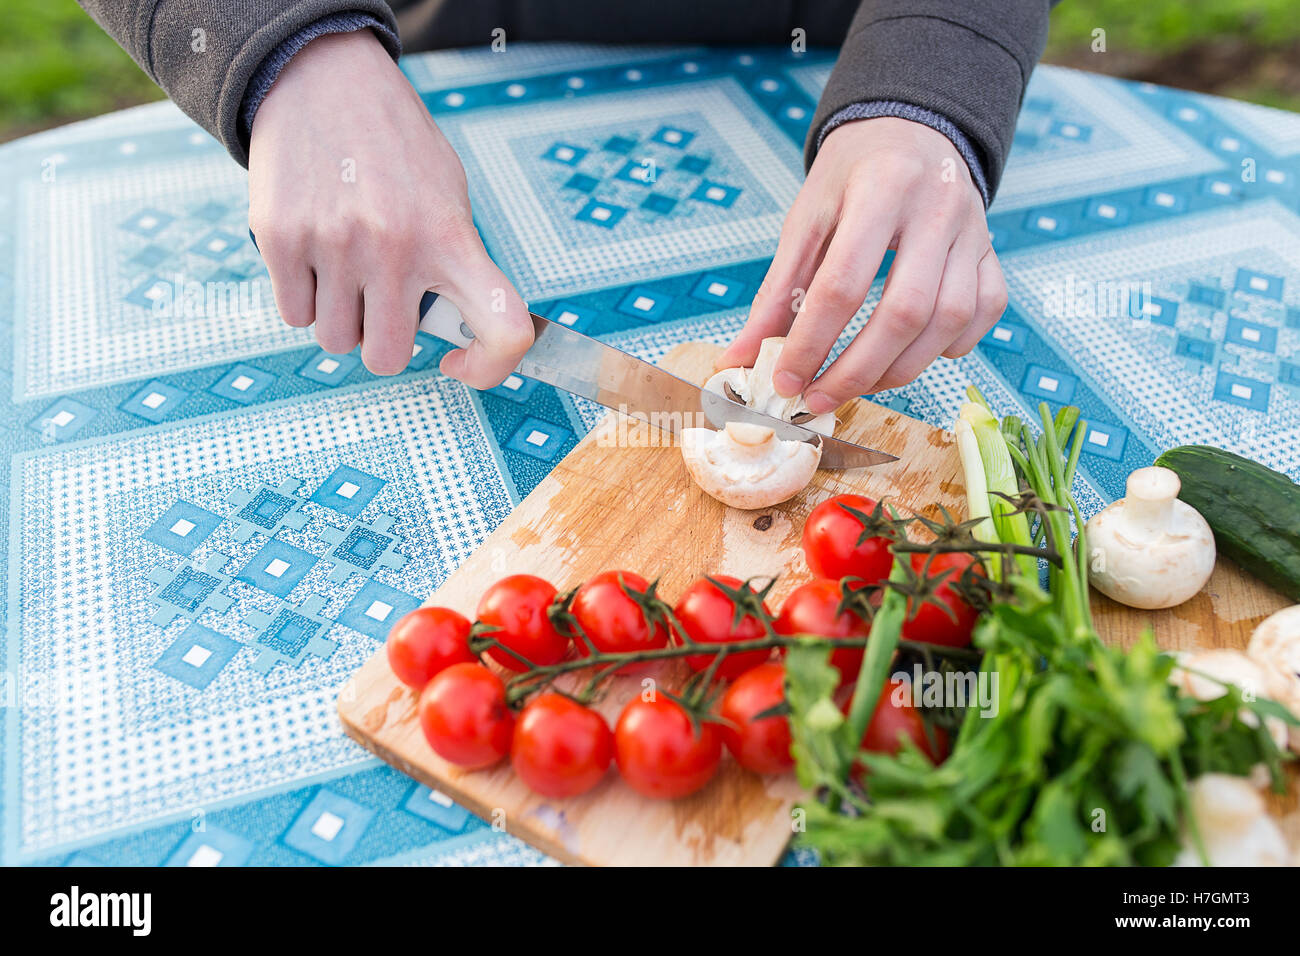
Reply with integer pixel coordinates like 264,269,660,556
702,337,836,436
1170,648,1290,751
1248,605,1300,752
1084,495,1215,609
1174,774,1291,867
684,336,833,510
680,423,821,510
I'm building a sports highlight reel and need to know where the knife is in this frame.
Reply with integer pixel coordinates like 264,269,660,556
417,292,897,470
245,231,893,468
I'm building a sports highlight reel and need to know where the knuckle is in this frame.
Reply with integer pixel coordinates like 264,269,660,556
814,270,865,313
312,219,354,255
883,289,931,334
430,214,479,256
935,303,972,337
315,323,357,354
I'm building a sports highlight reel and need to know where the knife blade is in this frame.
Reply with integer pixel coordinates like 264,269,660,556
418,292,897,470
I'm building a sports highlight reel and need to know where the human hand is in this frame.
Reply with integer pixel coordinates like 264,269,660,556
717,116,1007,414
248,31,532,383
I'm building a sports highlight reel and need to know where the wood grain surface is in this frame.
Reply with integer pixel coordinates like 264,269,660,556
339,340,1298,863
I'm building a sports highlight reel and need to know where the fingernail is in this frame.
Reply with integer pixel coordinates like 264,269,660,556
805,390,836,414
774,371,804,397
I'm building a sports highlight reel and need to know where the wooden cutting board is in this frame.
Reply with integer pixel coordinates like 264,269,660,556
338,341,1297,863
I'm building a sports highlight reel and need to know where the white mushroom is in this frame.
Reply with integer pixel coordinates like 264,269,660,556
1173,773,1292,867
681,338,835,510
1085,466,1216,609
681,421,821,510
1247,605,1300,752
702,337,837,438
1169,648,1289,751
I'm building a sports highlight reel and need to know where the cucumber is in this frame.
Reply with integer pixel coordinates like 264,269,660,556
1155,445,1300,600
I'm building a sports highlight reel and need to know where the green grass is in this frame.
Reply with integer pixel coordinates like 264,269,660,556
1,1,1299,142
0,1,164,141
1046,0,1300,55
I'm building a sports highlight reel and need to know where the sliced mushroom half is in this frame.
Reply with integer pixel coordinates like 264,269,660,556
681,337,836,510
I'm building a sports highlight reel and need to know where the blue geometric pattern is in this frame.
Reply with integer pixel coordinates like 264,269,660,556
2,43,1299,868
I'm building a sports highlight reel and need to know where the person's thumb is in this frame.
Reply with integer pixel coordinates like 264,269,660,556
436,237,534,390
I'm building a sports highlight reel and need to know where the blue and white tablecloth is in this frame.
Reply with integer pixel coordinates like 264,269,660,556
2,44,1298,867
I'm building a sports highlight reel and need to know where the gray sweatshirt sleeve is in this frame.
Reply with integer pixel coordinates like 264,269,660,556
74,1,401,167
807,0,1054,200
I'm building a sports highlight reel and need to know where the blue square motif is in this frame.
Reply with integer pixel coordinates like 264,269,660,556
690,180,740,207
543,300,596,332
152,624,241,690
602,134,637,154
565,172,600,193
981,321,1028,353
575,200,626,228
309,465,385,518
1079,422,1128,461
651,126,695,149
641,193,677,215
210,363,276,404
235,538,318,598
28,398,97,441
159,567,223,614
298,350,361,385
690,274,742,306
337,580,421,639
283,789,376,865
507,416,572,462
1213,371,1269,411
676,154,710,174
119,208,174,238
124,274,172,310
486,371,541,403
402,783,471,832
164,825,255,867
1141,297,1178,327
1186,284,1225,310
615,160,656,186
616,287,671,321
121,381,189,423
541,142,587,166
1022,365,1077,403
1224,317,1277,352
1175,334,1215,363
1233,269,1283,300
190,229,243,260
144,501,224,557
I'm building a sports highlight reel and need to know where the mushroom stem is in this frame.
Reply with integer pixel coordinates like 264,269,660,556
1121,466,1180,542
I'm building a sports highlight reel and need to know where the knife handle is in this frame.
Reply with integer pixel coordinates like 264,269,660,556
249,228,476,349
417,291,476,348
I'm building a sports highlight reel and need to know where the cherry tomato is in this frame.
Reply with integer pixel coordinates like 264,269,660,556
773,578,870,684
802,494,895,586
476,574,569,671
510,693,613,798
418,663,515,769
673,575,773,680
614,696,722,799
386,606,476,690
570,570,668,671
861,677,948,764
719,662,794,774
901,552,981,648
